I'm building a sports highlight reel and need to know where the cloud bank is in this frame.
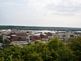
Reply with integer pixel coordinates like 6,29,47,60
0,0,81,27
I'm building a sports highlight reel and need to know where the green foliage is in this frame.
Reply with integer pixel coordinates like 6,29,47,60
0,35,3,43
68,37,81,61
0,37,81,61
48,38,74,61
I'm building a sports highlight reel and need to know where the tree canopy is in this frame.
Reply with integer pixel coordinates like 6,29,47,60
0,37,81,61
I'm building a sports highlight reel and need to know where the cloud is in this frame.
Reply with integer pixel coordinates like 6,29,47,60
0,0,81,27
46,0,81,15
1,0,81,16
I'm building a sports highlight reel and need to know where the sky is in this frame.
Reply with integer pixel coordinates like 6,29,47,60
0,0,81,27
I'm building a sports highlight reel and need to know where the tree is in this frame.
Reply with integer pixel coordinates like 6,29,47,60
0,37,77,61
48,38,74,61
68,37,81,61
0,35,3,43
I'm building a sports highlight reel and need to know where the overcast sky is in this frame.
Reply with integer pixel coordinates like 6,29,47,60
0,0,81,27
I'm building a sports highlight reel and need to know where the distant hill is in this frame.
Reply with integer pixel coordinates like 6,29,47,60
0,25,81,31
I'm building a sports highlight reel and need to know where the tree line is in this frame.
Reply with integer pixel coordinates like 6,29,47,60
0,26,81,31
0,37,81,61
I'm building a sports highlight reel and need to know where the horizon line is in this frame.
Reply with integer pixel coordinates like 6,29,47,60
0,24,81,29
